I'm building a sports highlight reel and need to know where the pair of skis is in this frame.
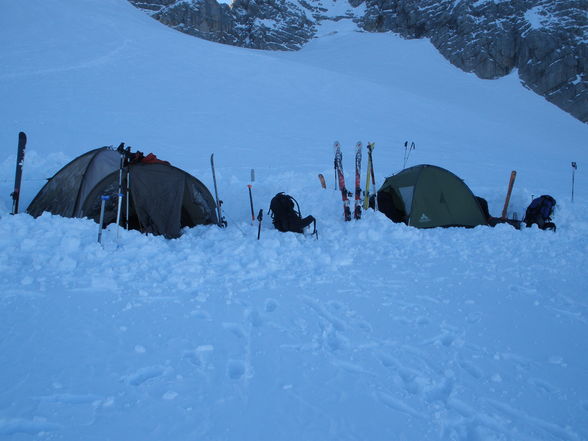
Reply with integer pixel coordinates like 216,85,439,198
329,141,375,222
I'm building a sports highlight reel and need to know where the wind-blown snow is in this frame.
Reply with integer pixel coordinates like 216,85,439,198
1,0,587,440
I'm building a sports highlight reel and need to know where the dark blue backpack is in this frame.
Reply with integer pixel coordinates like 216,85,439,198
269,193,317,237
524,195,556,231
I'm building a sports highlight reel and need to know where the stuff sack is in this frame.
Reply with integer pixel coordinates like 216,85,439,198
269,193,316,236
523,195,556,231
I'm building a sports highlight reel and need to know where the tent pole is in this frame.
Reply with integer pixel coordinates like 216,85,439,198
97,195,109,244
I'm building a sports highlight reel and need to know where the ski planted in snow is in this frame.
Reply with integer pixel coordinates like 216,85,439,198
210,153,227,228
318,173,326,189
354,141,362,220
10,131,27,215
501,170,517,219
334,141,351,221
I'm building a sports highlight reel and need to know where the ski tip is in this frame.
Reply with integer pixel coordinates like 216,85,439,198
18,131,27,142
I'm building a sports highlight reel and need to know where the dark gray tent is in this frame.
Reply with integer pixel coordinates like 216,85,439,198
377,164,488,228
27,147,218,238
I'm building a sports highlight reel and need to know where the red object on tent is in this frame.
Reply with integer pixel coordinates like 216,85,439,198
141,153,170,165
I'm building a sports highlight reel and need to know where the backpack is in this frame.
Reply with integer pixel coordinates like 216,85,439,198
269,193,317,236
523,195,556,231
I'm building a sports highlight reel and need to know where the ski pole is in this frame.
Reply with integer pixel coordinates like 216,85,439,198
251,169,255,182
257,209,263,240
370,144,378,211
97,195,109,244
334,141,339,190
572,162,577,203
247,184,255,224
403,141,415,169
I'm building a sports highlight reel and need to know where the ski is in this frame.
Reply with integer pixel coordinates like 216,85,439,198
10,131,27,215
363,142,374,210
318,173,326,189
501,170,517,219
354,141,362,220
334,141,351,221
210,153,227,228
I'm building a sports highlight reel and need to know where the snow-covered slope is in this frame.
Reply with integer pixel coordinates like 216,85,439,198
1,0,587,440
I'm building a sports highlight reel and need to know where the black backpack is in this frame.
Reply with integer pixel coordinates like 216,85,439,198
269,193,317,236
523,195,556,231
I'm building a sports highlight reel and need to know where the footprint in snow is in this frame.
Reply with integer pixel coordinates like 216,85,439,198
227,359,246,380
265,299,278,312
125,366,168,386
222,322,246,338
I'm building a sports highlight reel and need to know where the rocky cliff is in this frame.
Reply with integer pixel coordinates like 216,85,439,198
129,0,587,123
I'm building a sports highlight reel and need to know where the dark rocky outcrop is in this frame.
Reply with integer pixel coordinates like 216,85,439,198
128,0,587,123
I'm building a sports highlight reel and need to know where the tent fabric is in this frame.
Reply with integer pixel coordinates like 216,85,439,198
27,148,120,218
27,147,218,238
377,164,487,229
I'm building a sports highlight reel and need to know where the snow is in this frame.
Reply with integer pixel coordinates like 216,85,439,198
1,0,588,440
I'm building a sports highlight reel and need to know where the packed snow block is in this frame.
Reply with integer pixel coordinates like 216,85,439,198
27,147,218,238
377,164,487,229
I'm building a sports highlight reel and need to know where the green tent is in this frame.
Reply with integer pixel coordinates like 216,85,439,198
377,164,487,228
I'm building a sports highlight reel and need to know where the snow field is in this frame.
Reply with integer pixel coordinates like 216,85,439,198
1,0,588,439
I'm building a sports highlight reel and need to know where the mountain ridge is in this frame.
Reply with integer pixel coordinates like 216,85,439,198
129,0,588,123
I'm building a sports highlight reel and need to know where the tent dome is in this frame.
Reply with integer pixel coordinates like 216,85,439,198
27,147,218,238
377,164,487,228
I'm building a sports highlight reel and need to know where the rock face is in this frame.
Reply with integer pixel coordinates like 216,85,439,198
128,0,587,123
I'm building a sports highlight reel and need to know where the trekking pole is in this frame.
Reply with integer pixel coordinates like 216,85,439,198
571,162,577,203
115,143,125,242
247,184,255,224
501,170,517,219
257,209,263,240
97,195,109,244
124,146,132,230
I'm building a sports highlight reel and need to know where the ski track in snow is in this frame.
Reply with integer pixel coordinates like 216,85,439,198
0,204,587,440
